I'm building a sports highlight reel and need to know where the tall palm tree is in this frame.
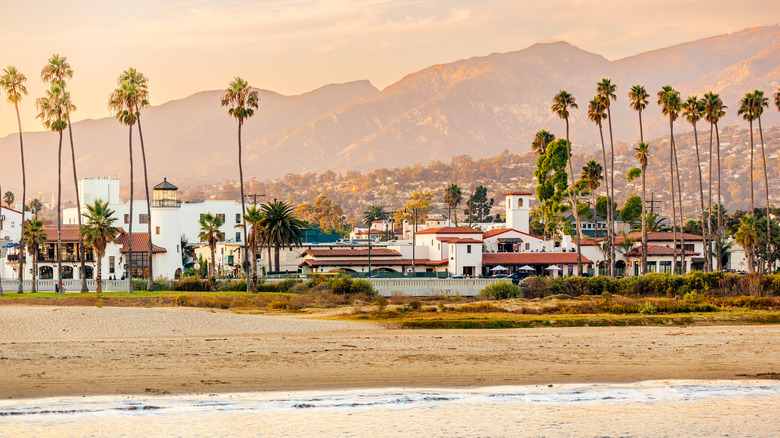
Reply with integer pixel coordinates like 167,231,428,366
531,130,555,157
443,184,462,225
23,219,46,293
634,142,651,274
221,77,260,292
580,160,603,239
735,215,758,273
118,68,153,290
752,90,771,272
362,205,388,228
703,92,727,271
36,81,70,294
198,213,225,292
738,91,757,214
0,66,27,292
597,79,617,276
588,96,611,275
243,205,265,292
658,86,684,274
629,85,649,143
682,96,709,271
28,198,42,219
108,75,143,293
41,55,88,293
80,200,119,294
552,90,583,275
260,201,304,272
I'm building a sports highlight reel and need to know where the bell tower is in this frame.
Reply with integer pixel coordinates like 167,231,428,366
504,191,531,233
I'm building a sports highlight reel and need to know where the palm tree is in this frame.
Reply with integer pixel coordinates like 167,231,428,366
443,184,462,226
738,91,757,214
119,68,153,290
588,96,611,275
735,215,758,273
36,80,71,293
198,213,225,292
580,160,603,239
3,191,13,208
108,74,144,293
260,201,304,272
615,231,638,257
41,55,88,293
629,85,649,143
658,86,684,274
363,205,388,228
1,66,28,292
752,90,771,272
23,219,46,293
640,213,671,232
682,96,709,271
243,205,265,292
552,90,583,275
597,79,617,276
221,77,260,292
28,198,43,219
634,142,651,274
703,92,727,271
531,130,555,157
80,200,119,294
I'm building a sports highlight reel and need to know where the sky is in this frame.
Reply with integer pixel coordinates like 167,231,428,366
0,0,778,138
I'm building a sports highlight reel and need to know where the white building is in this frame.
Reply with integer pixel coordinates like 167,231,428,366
0,206,33,280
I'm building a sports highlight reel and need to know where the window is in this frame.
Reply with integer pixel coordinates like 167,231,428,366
659,261,672,274
124,214,129,224
199,213,205,221
156,226,160,235
177,245,180,253
139,214,149,224
236,232,241,242
508,199,511,209
466,245,471,254
236,213,241,223
518,198,523,207
525,243,530,250
217,214,226,222
130,252,150,278
109,256,115,273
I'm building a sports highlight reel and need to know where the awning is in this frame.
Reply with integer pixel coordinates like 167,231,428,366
2,242,19,248
497,238,523,243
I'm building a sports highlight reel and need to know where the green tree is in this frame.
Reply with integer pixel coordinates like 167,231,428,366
534,139,569,239
119,68,153,291
198,212,225,292
735,215,758,273
0,66,27,293
394,191,434,225
80,200,120,294
531,130,555,157
552,90,583,274
261,201,304,272
580,160,603,238
738,91,758,213
362,205,388,227
243,205,265,292
443,183,462,225
620,196,643,230
597,79,617,276
596,196,617,225
221,77,260,292
658,85,685,272
588,95,612,273
23,219,46,293
634,142,651,274
703,92,727,270
28,198,42,219
629,84,649,143
3,191,13,208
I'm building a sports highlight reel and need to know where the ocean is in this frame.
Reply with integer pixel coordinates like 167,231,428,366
1,380,778,437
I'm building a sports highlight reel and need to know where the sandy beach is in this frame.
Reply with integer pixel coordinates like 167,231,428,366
0,305,778,399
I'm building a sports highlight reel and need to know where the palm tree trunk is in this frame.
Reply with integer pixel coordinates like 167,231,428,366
758,116,771,273
274,243,281,272
251,245,258,293
66,117,88,293
749,120,754,214
669,119,678,274
672,130,686,274
597,123,611,276
128,124,134,294
716,122,723,271
692,122,707,272
267,246,272,272
96,255,103,294
707,122,714,271
57,130,63,294
607,106,616,277
15,101,26,293
237,121,249,293
592,192,598,241
31,252,37,293
135,112,154,291
565,118,583,275
641,164,647,275
209,241,216,292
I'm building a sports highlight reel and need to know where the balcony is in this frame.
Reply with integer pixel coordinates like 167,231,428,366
152,200,181,208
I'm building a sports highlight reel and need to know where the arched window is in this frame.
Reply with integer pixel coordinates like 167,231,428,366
508,199,511,209
518,198,524,207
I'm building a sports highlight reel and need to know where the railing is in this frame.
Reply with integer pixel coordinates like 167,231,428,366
0,279,131,293
152,200,181,208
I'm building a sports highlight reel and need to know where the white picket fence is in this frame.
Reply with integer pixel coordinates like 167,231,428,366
0,279,128,293
369,278,509,297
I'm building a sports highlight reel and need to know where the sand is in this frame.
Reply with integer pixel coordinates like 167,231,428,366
0,306,778,399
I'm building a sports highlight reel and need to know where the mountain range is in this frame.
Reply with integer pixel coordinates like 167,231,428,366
2,26,779,203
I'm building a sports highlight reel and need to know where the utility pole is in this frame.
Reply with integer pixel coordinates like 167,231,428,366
244,193,266,206
645,192,662,215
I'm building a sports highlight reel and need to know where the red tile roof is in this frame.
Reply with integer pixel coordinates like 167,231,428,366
503,191,533,196
619,232,704,242
625,245,698,257
116,232,167,254
578,238,601,246
415,226,483,236
0,205,24,215
302,249,401,257
43,224,82,242
482,228,543,240
450,238,482,244
300,259,448,268
483,252,592,266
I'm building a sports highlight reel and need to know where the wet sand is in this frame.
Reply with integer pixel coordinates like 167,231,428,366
0,306,777,399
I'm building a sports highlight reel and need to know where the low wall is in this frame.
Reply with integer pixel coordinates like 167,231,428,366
368,278,509,297
1,279,129,293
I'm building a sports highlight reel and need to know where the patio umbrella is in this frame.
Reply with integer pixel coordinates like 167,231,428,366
490,265,508,271
545,266,562,271
518,265,535,271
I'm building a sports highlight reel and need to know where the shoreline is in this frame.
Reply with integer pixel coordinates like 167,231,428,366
1,306,778,400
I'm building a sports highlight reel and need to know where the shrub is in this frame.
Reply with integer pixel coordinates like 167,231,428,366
638,301,657,315
256,282,282,293
330,275,354,295
523,276,549,298
407,300,422,311
217,280,247,292
683,291,704,303
350,279,377,296
171,278,210,291
481,281,521,300
278,277,303,292
375,296,388,313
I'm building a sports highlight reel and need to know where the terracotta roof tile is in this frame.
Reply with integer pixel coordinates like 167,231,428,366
302,249,401,257
482,228,543,240
116,232,167,254
414,226,483,236
625,245,698,257
503,191,533,196
300,258,447,268
43,224,82,242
